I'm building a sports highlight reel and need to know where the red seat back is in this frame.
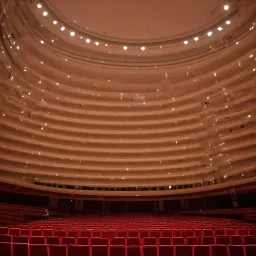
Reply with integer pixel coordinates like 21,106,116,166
77,237,89,245
46,236,60,244
49,245,67,256
110,245,125,256
175,245,193,256
92,245,108,256
211,245,228,256
143,245,157,256
187,237,198,245
173,237,184,245
30,236,45,244
245,245,256,256
194,245,210,256
230,235,243,245
91,237,108,245
30,244,48,256
0,242,11,256
68,245,90,256
228,245,245,256
127,237,140,246
13,236,29,243
112,237,126,245
144,237,157,245
159,245,174,256
127,245,141,256
62,237,76,245
159,237,171,245
13,243,29,256
0,234,11,242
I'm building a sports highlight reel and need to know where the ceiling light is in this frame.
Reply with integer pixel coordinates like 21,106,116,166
105,44,108,47
226,20,231,25
60,26,65,31
169,186,172,189
224,5,229,10
123,46,128,50
141,46,146,51
207,31,213,37
95,42,99,46
37,4,42,8
42,11,48,16
86,38,90,43
218,27,223,31
40,40,44,44
70,32,75,36
184,40,188,45
53,20,57,25
194,37,199,41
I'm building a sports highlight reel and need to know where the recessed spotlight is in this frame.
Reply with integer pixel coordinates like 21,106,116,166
53,20,57,25
169,186,172,189
207,31,213,37
226,20,231,25
141,46,146,51
105,44,108,47
218,27,223,31
60,26,65,31
40,40,44,44
70,32,75,36
184,40,188,45
123,46,128,50
86,38,90,43
95,42,99,46
224,5,229,10
37,4,42,8
194,37,199,41
42,11,48,16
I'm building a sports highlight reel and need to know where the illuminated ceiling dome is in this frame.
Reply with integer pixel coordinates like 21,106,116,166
0,0,256,199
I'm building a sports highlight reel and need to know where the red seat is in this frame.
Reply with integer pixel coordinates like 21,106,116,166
162,230,172,238
149,231,161,238
228,245,245,256
143,245,157,256
8,228,20,236
92,245,108,256
117,231,127,238
187,236,198,245
140,231,149,238
182,230,194,238
0,234,11,242
13,236,29,243
127,245,141,256
203,229,214,236
46,236,60,244
49,244,67,256
211,245,228,256
128,231,139,237
159,237,171,245
77,237,89,245
173,237,184,245
20,229,30,236
80,231,91,238
194,229,202,237
30,236,45,244
62,237,76,245
0,227,8,235
175,245,193,256
110,245,125,256
102,231,116,239
159,245,174,256
249,229,256,238
201,236,214,245
111,237,126,245
68,245,90,256
226,229,236,236
173,230,181,237
245,245,256,256
194,245,210,256
91,237,108,245
13,243,29,256
30,244,48,256
237,229,249,236
216,235,231,245
0,242,11,256
243,235,256,245
55,230,67,237
92,231,101,238
143,237,157,245
31,229,42,236
230,235,243,245
127,237,140,246
68,231,80,238
215,229,225,236
43,229,54,236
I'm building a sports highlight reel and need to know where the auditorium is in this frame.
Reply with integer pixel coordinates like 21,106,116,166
0,0,256,255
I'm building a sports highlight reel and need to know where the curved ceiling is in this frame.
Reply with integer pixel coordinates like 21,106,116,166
0,0,255,198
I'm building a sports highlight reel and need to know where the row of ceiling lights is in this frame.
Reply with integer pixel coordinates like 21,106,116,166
37,3,232,51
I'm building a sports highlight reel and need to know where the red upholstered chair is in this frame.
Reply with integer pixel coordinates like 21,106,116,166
150,231,161,238
43,229,54,236
0,242,12,256
194,229,202,237
91,237,108,245
237,229,249,236
127,237,140,246
62,237,76,245
140,231,149,238
68,231,80,238
211,244,228,256
80,231,91,238
110,245,125,256
77,237,89,245
111,237,126,245
127,245,141,256
55,230,67,237
30,244,48,256
175,245,193,256
216,235,231,245
173,237,184,245
117,231,127,237
8,228,20,236
245,245,256,256
143,237,157,245
203,229,214,236
102,231,116,239
182,230,194,238
226,229,236,236
143,245,158,256
92,231,101,238
162,230,172,238
91,245,108,256
187,236,198,245
249,229,256,237
201,236,215,245
159,237,171,245
13,236,29,243
13,243,29,256
30,236,45,244
228,245,245,256
159,245,174,256
243,235,256,245
0,227,8,235
230,235,243,245
215,229,225,236
194,245,211,256
0,234,11,242
68,245,90,256
49,244,67,256
173,230,181,237
128,231,139,237
20,229,30,236
31,229,42,236
46,236,60,244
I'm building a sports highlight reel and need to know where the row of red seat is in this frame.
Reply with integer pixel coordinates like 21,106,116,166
1,227,256,237
1,234,256,246
0,242,256,256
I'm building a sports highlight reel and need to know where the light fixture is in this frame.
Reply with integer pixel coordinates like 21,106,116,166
95,42,99,46
70,32,75,36
226,20,231,25
37,4,42,8
123,46,128,50
53,20,57,25
60,26,65,31
40,40,44,44
42,11,48,16
86,38,90,43
218,27,223,31
184,40,188,45
141,46,146,51
194,37,199,41
207,31,213,37
169,186,172,189
105,44,108,47
224,5,229,10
